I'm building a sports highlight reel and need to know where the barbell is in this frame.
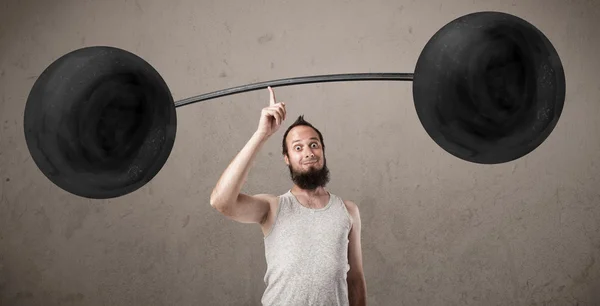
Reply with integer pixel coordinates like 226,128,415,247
23,11,566,199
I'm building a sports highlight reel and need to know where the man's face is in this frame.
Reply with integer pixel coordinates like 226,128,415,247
284,126,330,190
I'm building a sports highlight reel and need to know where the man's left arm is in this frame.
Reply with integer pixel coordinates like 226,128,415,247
345,200,367,306
348,274,367,306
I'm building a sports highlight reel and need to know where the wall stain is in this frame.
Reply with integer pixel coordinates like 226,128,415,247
58,293,85,303
572,255,596,285
14,291,34,299
258,33,273,44
34,205,53,234
64,204,91,240
134,0,143,13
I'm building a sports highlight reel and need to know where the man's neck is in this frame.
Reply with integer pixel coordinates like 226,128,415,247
291,186,328,198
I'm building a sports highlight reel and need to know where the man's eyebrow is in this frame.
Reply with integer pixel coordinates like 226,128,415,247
292,137,319,144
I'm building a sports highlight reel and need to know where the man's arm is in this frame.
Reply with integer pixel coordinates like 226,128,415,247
346,200,367,305
348,275,367,306
209,130,268,209
210,87,286,215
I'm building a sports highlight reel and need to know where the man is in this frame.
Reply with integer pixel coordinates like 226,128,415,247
210,87,367,306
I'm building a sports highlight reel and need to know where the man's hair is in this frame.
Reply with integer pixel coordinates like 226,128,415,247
282,115,326,157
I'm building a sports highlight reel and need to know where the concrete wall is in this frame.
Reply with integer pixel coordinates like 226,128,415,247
1,0,599,305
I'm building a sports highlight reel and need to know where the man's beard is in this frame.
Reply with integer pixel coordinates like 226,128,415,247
288,159,330,190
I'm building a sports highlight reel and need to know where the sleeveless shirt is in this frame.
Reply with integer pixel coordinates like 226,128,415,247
261,189,353,306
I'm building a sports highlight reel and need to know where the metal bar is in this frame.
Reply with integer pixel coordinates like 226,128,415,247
174,72,414,108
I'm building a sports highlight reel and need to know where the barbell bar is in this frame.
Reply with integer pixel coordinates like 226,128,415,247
23,11,566,199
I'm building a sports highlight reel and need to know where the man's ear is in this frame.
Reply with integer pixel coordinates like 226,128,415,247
284,154,289,165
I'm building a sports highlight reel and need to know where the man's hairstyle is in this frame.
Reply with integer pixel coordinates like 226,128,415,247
282,115,326,157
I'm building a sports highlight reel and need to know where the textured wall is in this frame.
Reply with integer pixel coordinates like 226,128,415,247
1,0,599,305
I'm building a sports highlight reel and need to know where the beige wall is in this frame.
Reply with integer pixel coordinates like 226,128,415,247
1,0,599,305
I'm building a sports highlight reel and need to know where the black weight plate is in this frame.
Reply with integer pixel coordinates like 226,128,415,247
413,11,565,164
24,46,177,199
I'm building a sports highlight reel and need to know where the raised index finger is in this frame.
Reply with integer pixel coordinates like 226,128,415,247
268,86,276,106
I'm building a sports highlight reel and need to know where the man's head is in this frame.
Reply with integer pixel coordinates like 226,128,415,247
282,115,330,191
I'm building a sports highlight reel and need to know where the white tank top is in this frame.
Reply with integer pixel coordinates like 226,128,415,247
261,190,353,306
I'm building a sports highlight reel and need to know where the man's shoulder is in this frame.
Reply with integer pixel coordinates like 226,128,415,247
342,198,359,215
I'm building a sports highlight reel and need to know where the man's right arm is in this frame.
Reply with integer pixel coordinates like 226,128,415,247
209,87,286,224
209,131,272,223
